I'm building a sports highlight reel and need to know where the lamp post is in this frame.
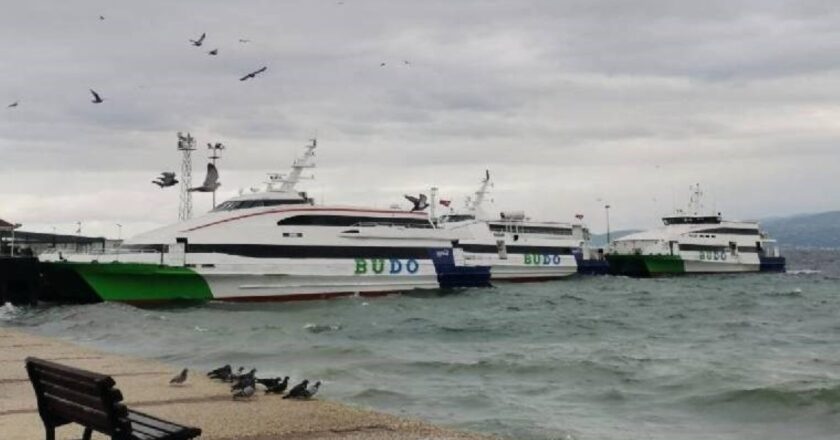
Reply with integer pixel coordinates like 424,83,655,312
116,224,122,241
207,142,225,209
10,223,22,257
605,204,611,244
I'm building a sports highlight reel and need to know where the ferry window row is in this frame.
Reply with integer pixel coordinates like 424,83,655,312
277,215,433,228
213,199,310,212
693,227,760,235
488,224,572,235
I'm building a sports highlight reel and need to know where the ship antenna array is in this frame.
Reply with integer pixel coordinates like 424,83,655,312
688,183,704,215
177,132,196,221
470,169,493,213
278,138,317,192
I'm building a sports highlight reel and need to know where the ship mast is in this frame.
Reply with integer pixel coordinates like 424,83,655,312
177,132,196,221
688,183,704,216
468,169,492,219
270,138,317,193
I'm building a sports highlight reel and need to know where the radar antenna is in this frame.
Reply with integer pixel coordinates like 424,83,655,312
177,132,196,221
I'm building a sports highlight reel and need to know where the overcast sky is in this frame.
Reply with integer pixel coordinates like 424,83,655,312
2,0,839,238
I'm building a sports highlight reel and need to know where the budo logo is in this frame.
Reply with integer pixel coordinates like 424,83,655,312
355,258,420,275
523,254,563,265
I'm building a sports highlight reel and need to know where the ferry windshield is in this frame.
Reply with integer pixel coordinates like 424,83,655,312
212,199,310,212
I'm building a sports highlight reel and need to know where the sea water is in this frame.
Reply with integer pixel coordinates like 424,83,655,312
3,249,840,440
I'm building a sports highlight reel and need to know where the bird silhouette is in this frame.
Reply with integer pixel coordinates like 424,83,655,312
208,48,218,56
190,33,206,46
404,194,429,212
232,385,255,399
99,15,105,20
404,60,411,65
239,66,267,81
260,376,289,394
188,163,221,192
89,89,104,104
238,39,250,43
283,380,309,399
207,364,231,379
152,172,178,188
380,62,386,67
169,368,188,385
7,101,18,108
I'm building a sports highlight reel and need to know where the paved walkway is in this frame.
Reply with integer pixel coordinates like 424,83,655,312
0,327,492,440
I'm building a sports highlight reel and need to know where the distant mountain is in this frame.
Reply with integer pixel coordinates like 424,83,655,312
589,230,641,247
760,211,840,249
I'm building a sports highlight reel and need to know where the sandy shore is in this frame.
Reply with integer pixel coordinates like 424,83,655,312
0,327,494,440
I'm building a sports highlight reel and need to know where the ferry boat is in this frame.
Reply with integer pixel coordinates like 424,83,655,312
606,185,785,277
434,171,597,281
36,140,490,304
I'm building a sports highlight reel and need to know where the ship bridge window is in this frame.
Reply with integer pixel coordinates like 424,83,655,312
213,198,311,212
663,216,721,225
277,215,432,228
440,215,475,223
693,227,760,235
488,224,572,235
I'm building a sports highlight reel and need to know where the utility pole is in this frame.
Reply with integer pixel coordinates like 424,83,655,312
177,132,196,221
207,142,225,209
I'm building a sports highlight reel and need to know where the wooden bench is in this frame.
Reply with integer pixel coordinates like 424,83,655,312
25,357,202,440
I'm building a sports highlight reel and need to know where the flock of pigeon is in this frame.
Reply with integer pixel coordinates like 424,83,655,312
169,365,321,401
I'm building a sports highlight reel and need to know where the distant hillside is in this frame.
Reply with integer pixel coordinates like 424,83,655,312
589,230,641,247
761,211,840,249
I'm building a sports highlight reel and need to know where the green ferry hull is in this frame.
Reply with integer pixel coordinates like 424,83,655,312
606,254,685,277
40,262,213,303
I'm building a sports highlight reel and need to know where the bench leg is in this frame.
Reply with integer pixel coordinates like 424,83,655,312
82,427,93,440
45,426,55,440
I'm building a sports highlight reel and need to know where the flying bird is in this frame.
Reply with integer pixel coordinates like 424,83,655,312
99,15,105,20
152,172,178,188
190,32,206,46
404,193,429,212
283,379,310,399
403,60,411,66
239,66,267,81
188,163,221,192
232,385,255,399
169,368,188,385
380,62,386,67
89,89,104,104
238,39,250,43
208,48,218,56
7,101,18,108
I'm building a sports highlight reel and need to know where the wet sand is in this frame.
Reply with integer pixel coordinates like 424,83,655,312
0,327,493,440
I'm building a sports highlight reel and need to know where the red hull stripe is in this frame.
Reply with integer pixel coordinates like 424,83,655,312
181,207,428,233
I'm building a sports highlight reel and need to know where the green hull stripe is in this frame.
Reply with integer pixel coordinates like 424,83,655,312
606,254,685,277
65,262,213,302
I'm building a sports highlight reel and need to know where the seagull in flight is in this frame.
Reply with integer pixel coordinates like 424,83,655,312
380,62,386,67
190,32,206,47
152,172,178,188
89,89,104,104
99,15,105,21
404,193,429,212
403,60,411,66
238,39,250,43
239,66,267,81
7,101,19,108
208,48,218,56
189,163,221,192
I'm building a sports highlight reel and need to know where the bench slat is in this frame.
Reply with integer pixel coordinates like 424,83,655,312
27,357,115,388
128,410,202,440
32,367,106,395
43,394,114,433
39,380,114,412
